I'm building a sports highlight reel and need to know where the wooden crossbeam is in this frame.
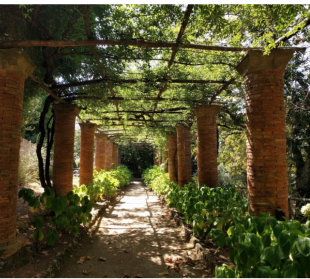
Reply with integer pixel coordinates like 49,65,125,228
1,40,305,52
151,5,193,120
52,78,230,90
81,5,124,132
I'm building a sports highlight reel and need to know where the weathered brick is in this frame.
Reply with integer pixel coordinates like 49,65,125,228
175,124,192,187
0,50,34,253
236,49,293,218
79,122,97,186
52,103,80,196
194,104,220,188
94,133,108,171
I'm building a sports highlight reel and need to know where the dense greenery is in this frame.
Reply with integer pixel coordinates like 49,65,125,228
1,4,308,197
73,165,133,201
120,143,154,177
18,165,132,246
18,187,93,246
143,166,310,278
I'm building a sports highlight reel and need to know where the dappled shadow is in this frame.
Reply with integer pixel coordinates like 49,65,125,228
57,180,210,278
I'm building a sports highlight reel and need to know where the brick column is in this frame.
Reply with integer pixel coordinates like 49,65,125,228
194,105,221,188
53,104,80,196
79,122,97,186
112,142,119,169
105,138,114,171
167,133,178,182
236,49,294,218
0,49,34,258
175,124,192,187
95,133,108,171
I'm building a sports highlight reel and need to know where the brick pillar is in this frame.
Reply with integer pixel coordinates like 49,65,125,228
105,138,114,171
95,133,107,171
112,142,119,169
167,133,178,182
175,124,192,187
194,105,221,188
236,49,294,218
0,49,34,258
79,122,97,186
53,104,80,196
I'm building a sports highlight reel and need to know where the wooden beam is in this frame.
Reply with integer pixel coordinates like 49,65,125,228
152,5,193,119
88,118,167,122
1,40,306,52
209,78,235,104
52,78,231,89
30,74,66,103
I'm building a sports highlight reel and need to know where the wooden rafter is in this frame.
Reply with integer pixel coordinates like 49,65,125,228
52,78,232,90
209,78,236,105
81,5,124,132
151,4,193,120
63,96,216,103
1,40,306,52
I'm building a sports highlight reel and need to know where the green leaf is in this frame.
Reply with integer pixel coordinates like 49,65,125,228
227,269,235,278
262,234,271,248
263,246,281,267
55,215,70,230
47,228,59,246
279,241,290,259
278,231,290,247
34,216,43,230
283,262,299,278
215,266,226,278
272,223,282,239
253,217,266,235
66,205,76,220
18,188,34,201
295,237,310,256
300,254,310,277
66,191,74,201
32,229,44,241
71,225,79,237
51,196,67,217
255,266,270,278
44,187,55,198
210,228,225,248
229,249,237,265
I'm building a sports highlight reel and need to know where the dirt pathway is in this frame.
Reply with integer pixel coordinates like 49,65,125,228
57,180,210,278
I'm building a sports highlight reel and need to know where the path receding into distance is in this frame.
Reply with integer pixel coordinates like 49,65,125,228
58,179,210,278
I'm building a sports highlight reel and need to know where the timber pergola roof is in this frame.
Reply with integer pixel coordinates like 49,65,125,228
3,4,307,144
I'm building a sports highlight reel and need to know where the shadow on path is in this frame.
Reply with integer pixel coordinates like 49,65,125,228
57,180,210,278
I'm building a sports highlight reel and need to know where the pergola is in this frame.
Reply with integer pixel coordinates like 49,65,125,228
0,4,308,259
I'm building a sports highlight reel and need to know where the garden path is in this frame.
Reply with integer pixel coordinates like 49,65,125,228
57,180,210,278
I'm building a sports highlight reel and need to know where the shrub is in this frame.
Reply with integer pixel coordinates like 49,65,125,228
18,141,39,186
142,166,310,278
18,187,93,246
73,165,133,202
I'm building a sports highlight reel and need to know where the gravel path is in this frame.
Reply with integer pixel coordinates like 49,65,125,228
57,180,210,278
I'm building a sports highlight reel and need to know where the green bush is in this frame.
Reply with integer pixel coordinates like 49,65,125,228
142,166,310,278
73,165,133,202
18,187,93,246
18,143,39,186
142,165,170,195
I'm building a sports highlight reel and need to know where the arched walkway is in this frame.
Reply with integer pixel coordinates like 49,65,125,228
57,180,210,278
